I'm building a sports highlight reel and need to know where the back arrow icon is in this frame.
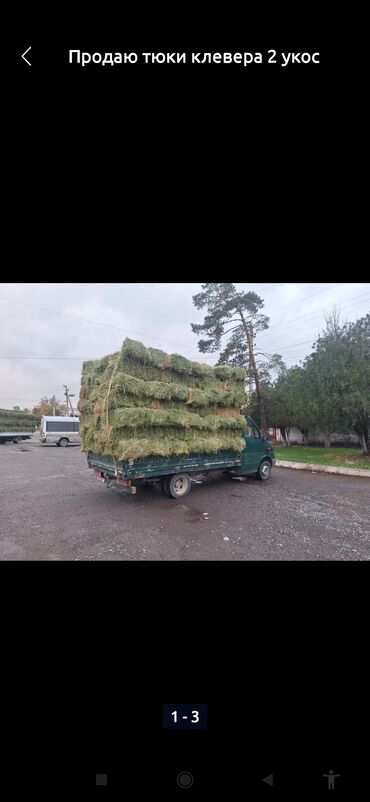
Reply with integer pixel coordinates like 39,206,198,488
262,774,273,786
22,46,32,66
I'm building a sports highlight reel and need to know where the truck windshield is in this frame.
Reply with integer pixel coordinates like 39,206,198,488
244,422,260,438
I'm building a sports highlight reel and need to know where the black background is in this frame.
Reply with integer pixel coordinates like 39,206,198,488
1,564,366,798
5,5,365,799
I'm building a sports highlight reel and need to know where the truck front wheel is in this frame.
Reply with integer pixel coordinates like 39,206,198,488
164,474,192,499
58,438,69,448
257,459,272,481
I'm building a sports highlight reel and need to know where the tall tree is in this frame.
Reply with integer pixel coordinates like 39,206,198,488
248,377,297,446
281,365,319,445
340,313,370,453
191,283,277,434
247,309,370,453
290,310,368,449
305,310,354,447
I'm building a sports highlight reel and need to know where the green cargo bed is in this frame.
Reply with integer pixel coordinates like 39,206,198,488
87,449,241,480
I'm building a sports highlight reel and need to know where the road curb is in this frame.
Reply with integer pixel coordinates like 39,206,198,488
275,460,370,478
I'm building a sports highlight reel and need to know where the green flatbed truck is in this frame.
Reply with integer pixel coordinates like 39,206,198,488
87,416,275,499
0,432,33,444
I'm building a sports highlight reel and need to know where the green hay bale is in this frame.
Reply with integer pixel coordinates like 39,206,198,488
117,431,245,460
115,429,245,460
168,353,194,374
188,361,215,378
148,382,179,401
83,419,245,460
121,338,151,364
184,387,208,406
79,337,246,459
214,365,246,381
145,380,189,402
113,372,147,396
106,393,150,411
146,347,172,369
118,358,172,383
120,338,217,378
80,394,245,422
111,355,216,388
80,366,246,408
0,409,40,432
109,407,245,431
77,398,93,415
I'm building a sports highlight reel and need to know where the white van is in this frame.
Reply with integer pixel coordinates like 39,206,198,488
39,416,80,447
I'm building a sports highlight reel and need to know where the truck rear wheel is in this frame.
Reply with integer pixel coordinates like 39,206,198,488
162,478,172,497
164,474,191,499
257,459,272,480
59,438,69,448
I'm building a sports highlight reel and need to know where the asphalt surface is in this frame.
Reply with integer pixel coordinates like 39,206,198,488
1,439,369,560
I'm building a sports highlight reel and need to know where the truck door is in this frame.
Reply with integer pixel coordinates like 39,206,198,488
240,417,267,472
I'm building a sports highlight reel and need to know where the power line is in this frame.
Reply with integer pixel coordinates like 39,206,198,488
0,356,92,360
1,294,369,365
0,287,368,365
1,311,369,364
260,291,370,335
263,283,343,316
227,289,370,361
218,295,370,360
256,339,314,354
0,284,358,356
239,284,352,350
0,353,213,361
0,295,203,354
1,343,368,364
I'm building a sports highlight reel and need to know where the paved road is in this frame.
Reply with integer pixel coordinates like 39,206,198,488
1,440,369,560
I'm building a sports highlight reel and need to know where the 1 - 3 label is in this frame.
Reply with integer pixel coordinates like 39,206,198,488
172,709,199,723
163,703,208,729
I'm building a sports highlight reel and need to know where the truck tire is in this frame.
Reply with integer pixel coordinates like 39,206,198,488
256,459,272,481
59,438,69,448
165,474,192,499
162,478,172,497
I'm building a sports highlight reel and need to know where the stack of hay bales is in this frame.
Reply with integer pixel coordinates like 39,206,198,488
79,338,246,461
0,408,40,432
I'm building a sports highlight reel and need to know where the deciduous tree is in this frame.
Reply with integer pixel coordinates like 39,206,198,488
32,397,67,417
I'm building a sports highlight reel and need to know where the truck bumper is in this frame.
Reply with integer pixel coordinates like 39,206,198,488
92,468,136,494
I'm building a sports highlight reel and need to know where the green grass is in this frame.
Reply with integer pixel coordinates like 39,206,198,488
274,445,370,471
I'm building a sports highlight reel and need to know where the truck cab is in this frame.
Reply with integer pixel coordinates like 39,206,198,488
239,415,276,479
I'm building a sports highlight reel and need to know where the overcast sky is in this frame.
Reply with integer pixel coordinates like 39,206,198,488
0,283,369,410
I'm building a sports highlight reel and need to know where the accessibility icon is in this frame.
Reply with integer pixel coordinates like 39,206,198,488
323,770,340,790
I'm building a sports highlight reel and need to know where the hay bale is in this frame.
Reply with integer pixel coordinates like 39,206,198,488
79,338,246,460
0,409,40,433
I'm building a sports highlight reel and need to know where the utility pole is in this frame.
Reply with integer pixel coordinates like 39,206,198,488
52,395,56,416
63,385,75,417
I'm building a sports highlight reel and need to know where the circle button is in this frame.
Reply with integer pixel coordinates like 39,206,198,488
177,771,194,788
